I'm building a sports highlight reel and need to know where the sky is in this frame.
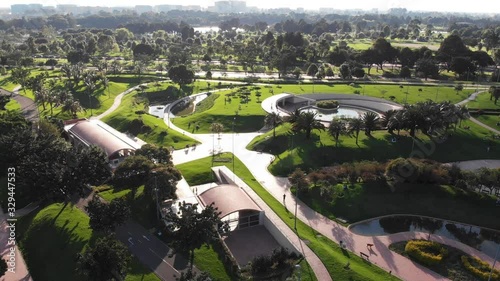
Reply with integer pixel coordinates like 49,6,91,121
1,0,498,14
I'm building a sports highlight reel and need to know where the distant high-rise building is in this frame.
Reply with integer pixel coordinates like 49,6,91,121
135,5,153,14
11,4,43,15
155,5,184,12
209,0,247,13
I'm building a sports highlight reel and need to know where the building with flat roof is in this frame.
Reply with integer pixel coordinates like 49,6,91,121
64,118,142,168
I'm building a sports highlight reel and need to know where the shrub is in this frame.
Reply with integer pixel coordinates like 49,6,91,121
135,110,146,115
461,255,500,280
405,240,448,266
316,100,339,109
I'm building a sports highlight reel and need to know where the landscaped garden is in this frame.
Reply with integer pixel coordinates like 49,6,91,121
176,153,400,281
390,240,500,281
101,84,198,149
248,119,500,176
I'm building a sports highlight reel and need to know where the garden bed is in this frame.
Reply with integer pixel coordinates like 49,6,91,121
390,240,499,281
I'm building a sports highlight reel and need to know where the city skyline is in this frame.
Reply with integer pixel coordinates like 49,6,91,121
2,0,499,14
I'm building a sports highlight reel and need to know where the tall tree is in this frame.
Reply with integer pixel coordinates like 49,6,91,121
348,118,364,145
291,111,325,139
165,202,222,269
135,144,173,165
264,112,283,138
362,111,379,137
168,65,195,90
328,119,348,146
77,236,131,281
85,196,131,233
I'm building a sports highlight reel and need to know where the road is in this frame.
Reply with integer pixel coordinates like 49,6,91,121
116,222,193,281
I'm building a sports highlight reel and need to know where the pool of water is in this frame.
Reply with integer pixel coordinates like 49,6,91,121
300,106,365,121
350,215,500,258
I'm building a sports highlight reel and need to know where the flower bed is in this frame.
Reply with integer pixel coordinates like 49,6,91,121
461,255,500,280
404,240,448,266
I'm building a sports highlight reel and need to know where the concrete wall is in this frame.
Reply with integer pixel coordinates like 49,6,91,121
262,212,300,255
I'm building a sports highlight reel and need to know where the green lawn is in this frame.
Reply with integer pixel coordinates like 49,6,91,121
467,91,500,109
173,83,473,134
297,182,500,230
193,244,231,281
18,203,159,281
248,120,500,176
101,90,198,150
0,75,18,91
476,114,500,130
176,153,399,281
4,98,20,111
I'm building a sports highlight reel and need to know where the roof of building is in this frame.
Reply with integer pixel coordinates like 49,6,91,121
198,184,261,218
65,119,141,158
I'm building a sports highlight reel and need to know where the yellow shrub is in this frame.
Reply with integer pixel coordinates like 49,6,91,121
404,240,447,266
461,256,500,281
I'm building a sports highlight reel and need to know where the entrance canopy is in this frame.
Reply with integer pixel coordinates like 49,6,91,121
198,184,261,218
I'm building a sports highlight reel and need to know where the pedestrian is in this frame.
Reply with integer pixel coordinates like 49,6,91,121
188,122,191,129
283,193,286,204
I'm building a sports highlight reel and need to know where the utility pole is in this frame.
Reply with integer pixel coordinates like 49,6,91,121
152,171,160,221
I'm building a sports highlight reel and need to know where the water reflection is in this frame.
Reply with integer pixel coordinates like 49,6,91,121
350,215,500,258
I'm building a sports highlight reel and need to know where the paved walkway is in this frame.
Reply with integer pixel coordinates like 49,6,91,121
0,87,38,122
450,159,500,170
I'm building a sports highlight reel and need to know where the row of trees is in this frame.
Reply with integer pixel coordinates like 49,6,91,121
288,158,500,194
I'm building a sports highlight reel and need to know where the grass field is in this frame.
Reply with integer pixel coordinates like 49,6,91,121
101,90,198,150
0,75,18,91
247,120,500,176
467,91,500,109
176,153,399,281
4,98,20,111
173,83,473,134
476,114,500,130
297,182,500,230
18,203,159,281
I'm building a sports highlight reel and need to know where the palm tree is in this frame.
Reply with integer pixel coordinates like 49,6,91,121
34,88,48,110
264,112,283,138
328,119,348,146
348,118,364,145
61,96,84,118
292,112,325,139
388,110,404,136
382,110,397,132
286,108,302,124
362,111,379,137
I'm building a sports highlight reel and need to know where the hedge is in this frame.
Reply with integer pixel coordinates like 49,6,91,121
461,255,500,280
316,100,339,109
404,240,448,266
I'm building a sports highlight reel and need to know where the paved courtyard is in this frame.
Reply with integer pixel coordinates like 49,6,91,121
223,225,281,266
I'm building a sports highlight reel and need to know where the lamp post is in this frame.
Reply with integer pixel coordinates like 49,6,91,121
88,93,93,116
232,117,236,182
152,171,160,221
295,264,301,281
294,185,299,229
488,244,500,281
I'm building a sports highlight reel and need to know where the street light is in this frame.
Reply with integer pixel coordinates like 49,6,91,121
152,171,160,221
232,117,236,182
295,264,301,281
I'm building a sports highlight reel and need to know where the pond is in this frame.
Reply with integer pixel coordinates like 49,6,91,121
350,215,500,259
300,106,366,121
